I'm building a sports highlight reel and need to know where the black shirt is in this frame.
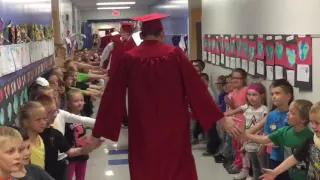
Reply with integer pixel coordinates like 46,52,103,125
40,127,71,179
65,123,89,162
13,164,54,180
294,137,320,180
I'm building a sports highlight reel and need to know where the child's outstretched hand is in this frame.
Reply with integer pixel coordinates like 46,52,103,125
259,168,277,180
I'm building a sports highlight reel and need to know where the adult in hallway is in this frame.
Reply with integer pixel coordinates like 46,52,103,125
100,22,137,77
86,13,241,180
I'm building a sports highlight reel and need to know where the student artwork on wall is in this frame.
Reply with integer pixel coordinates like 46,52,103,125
203,34,208,61
215,35,220,66
229,35,237,69
240,36,249,72
256,36,266,78
248,36,257,76
207,35,212,63
207,33,313,91
265,36,275,81
274,36,285,80
235,36,242,68
210,35,216,65
224,36,231,68
295,36,312,90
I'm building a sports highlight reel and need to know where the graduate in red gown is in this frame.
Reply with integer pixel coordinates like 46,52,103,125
100,22,137,76
87,13,241,180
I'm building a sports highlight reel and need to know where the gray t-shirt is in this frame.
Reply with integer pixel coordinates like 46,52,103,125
12,164,54,180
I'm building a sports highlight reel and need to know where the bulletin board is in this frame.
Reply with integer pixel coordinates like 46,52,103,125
0,0,55,126
203,34,313,91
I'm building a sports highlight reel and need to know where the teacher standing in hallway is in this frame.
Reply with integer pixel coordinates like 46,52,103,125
86,13,241,180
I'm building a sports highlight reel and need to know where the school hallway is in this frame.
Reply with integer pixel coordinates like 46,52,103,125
85,128,237,180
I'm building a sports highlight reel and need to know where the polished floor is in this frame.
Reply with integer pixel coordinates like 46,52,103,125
85,128,236,180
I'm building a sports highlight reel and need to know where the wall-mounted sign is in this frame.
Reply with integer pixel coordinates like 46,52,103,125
112,9,120,16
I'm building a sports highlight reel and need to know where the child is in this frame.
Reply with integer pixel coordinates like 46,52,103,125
201,73,221,156
10,126,54,180
215,75,235,165
18,101,47,169
65,89,89,180
227,68,248,174
260,102,320,180
0,126,22,180
34,95,90,180
246,79,294,179
245,99,314,180
225,83,269,180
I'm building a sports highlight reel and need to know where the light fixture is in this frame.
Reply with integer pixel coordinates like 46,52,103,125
97,6,131,10
3,0,50,3
96,2,136,6
170,0,188,4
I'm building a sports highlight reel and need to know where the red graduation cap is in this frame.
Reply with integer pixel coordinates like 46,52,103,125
131,13,169,32
120,22,135,33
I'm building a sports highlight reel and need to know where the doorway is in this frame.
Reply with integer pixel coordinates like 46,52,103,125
196,22,202,60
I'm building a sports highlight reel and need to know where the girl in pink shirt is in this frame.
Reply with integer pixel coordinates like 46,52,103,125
226,68,248,174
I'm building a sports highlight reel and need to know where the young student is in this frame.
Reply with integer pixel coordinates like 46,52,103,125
225,83,269,180
65,90,89,180
0,126,23,180
260,102,320,180
245,79,294,179
201,73,220,156
10,126,54,180
34,95,90,180
245,100,314,180
215,75,235,165
18,102,47,169
227,68,248,174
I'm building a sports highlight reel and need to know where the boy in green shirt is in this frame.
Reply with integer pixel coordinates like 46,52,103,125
244,99,314,180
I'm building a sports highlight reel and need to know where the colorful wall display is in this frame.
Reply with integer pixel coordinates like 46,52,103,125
0,0,54,125
203,34,313,91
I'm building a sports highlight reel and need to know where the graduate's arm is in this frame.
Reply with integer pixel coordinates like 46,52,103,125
100,42,114,66
92,54,129,141
175,47,225,131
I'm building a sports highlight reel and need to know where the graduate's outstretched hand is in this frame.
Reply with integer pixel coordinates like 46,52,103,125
222,117,243,138
259,168,277,180
83,134,104,152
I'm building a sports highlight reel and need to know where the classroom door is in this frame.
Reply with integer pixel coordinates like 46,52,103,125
196,22,202,60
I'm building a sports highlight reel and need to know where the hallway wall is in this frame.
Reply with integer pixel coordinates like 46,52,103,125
202,0,320,102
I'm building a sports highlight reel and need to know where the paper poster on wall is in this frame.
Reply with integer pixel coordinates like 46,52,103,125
202,51,207,62
10,45,22,70
219,35,225,54
204,35,209,52
210,35,216,64
207,36,212,63
256,37,266,77
215,35,221,66
286,70,295,86
295,36,312,91
0,46,16,75
230,57,236,69
242,59,248,72
21,43,31,67
265,39,275,80
224,37,230,68
275,65,284,80
236,36,242,57
248,40,257,76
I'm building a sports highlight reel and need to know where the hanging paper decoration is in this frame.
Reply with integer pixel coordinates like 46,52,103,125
274,40,285,66
7,102,12,122
0,18,4,45
241,38,249,60
229,37,236,56
296,37,312,65
265,42,275,66
284,43,298,70
0,108,4,125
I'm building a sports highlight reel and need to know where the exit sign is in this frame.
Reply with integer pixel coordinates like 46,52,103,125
112,9,120,16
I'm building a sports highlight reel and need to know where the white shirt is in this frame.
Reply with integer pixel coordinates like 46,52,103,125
53,109,96,160
100,42,115,67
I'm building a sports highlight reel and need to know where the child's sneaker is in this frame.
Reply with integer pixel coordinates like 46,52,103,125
227,166,241,174
233,169,249,180
191,139,199,145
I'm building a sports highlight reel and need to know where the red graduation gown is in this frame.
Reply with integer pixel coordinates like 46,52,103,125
93,40,224,180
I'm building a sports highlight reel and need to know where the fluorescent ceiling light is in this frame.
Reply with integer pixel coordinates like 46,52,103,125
97,2,136,6
4,0,50,3
98,6,131,10
170,0,188,4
